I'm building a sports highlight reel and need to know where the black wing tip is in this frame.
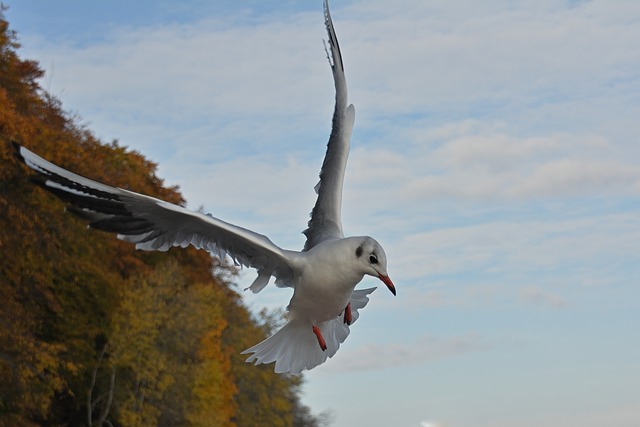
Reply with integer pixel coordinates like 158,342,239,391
10,142,57,195
10,140,26,163
323,0,344,73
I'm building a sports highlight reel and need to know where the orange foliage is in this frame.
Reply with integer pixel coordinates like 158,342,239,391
0,9,324,427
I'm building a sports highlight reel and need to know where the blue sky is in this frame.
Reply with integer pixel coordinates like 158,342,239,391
6,1,640,426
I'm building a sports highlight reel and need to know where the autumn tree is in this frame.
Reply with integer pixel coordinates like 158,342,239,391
83,261,235,427
0,8,328,426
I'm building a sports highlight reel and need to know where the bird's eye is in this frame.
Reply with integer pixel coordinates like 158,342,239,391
369,254,378,264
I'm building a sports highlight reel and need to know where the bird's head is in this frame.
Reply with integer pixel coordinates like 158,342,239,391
354,237,396,296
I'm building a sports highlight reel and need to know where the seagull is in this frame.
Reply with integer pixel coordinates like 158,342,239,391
13,0,395,374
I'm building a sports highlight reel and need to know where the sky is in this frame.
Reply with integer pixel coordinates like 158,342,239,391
5,1,640,426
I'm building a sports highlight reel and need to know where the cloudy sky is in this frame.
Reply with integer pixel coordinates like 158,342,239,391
6,1,640,426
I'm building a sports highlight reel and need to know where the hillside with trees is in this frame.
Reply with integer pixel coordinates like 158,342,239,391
0,9,326,427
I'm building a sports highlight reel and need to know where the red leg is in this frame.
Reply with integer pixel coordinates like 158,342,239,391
312,325,327,351
343,302,352,325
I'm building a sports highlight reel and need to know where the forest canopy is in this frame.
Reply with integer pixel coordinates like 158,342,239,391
0,9,327,427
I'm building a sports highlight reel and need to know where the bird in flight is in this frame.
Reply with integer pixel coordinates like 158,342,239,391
13,0,395,374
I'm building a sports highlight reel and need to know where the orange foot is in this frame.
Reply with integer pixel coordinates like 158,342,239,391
343,302,352,325
312,325,327,351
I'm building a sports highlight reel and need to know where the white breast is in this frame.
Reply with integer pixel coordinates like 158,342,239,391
287,239,365,323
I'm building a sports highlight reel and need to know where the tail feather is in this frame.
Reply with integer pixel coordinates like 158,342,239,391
242,287,376,374
243,319,326,374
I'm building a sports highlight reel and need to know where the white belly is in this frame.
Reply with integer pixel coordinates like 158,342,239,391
288,280,354,323
287,241,366,323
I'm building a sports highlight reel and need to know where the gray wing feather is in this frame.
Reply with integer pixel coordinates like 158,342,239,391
303,0,355,251
14,143,294,288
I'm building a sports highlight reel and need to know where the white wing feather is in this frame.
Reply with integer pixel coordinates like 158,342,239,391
14,143,294,287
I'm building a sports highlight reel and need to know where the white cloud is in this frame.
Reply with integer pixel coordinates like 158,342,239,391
519,286,567,308
512,157,640,198
348,123,640,208
325,333,489,373
486,401,640,427
371,209,640,314
555,402,640,427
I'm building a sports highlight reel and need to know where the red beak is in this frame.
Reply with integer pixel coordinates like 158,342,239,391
378,274,396,296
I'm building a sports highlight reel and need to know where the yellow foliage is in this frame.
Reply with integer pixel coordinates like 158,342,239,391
0,9,324,427
107,262,235,426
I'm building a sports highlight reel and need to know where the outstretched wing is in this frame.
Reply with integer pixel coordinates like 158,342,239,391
302,0,355,251
14,143,294,289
